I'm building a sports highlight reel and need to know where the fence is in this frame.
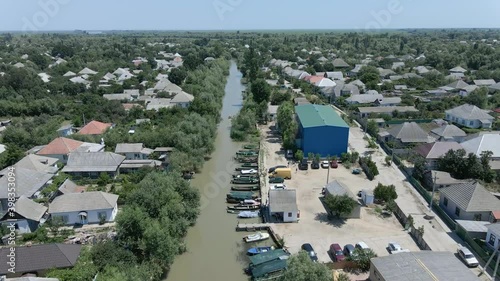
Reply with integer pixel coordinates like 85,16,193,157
393,203,432,250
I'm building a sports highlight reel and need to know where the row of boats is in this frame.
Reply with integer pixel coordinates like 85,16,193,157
226,146,262,218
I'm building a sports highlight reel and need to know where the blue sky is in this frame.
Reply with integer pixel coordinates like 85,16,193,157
1,0,500,31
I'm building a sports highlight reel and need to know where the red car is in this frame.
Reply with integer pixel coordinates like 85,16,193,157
330,160,338,169
330,243,345,262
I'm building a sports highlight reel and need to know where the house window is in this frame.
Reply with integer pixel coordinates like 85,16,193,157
288,212,292,218
443,197,448,207
474,214,482,221
134,153,140,158
455,207,461,217
56,215,69,223
469,121,474,126
63,155,68,160
489,234,496,246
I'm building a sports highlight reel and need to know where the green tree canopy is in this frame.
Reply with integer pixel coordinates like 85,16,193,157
278,251,331,281
324,194,357,218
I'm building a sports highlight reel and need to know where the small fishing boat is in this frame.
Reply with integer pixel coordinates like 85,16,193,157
243,232,270,243
243,144,259,150
247,246,274,256
240,169,258,175
241,163,259,168
231,185,259,191
232,178,259,184
232,174,258,179
227,204,260,211
237,157,258,163
227,191,258,201
238,211,260,218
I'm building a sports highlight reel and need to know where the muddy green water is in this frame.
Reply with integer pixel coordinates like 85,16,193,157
165,61,260,281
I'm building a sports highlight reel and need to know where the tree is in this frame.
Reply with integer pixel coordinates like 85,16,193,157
183,53,203,70
347,248,377,271
91,241,137,271
295,150,304,161
366,120,379,136
323,194,357,218
0,144,24,168
251,79,271,104
307,152,314,161
374,183,398,203
168,68,187,86
278,251,331,281
358,66,380,85
465,87,488,109
337,272,351,281
480,150,495,183
277,101,294,134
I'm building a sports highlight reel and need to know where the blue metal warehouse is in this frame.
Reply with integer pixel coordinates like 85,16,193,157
295,104,349,157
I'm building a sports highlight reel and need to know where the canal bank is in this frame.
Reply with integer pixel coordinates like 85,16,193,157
166,61,256,281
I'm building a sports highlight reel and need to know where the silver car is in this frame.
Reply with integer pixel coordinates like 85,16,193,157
457,246,479,267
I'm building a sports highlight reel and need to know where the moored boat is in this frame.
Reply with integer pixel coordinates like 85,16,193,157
247,246,274,256
238,211,259,218
231,185,259,191
227,204,260,211
243,232,270,243
241,163,259,168
232,178,259,184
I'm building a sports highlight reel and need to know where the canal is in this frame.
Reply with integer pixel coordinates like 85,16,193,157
165,61,256,281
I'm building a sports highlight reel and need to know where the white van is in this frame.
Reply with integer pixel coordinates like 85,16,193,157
355,241,370,251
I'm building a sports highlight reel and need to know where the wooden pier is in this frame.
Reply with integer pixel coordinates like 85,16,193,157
236,223,284,248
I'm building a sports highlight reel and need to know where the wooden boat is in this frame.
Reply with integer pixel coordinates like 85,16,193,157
237,157,258,163
241,163,259,168
247,246,274,256
227,191,258,200
236,150,258,156
232,174,258,179
238,211,259,218
227,204,261,211
232,178,259,184
243,144,259,150
231,185,259,191
243,232,270,243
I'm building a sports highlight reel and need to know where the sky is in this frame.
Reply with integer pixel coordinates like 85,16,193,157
1,0,500,32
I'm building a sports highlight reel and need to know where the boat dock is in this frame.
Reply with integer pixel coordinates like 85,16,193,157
236,223,284,248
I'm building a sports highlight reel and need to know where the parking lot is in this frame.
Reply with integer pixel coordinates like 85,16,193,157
260,123,421,264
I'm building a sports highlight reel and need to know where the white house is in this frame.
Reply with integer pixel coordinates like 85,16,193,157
445,104,494,129
486,223,500,250
49,191,119,225
0,196,47,233
268,189,299,223
115,143,153,160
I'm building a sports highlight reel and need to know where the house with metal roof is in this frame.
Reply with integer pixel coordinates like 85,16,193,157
445,103,494,129
115,143,153,160
439,182,500,221
369,251,481,281
295,104,349,157
49,191,118,225
324,180,361,218
356,106,418,118
382,122,434,146
0,196,47,233
474,79,496,87
36,137,104,164
430,124,466,142
461,134,500,159
170,91,194,108
0,243,82,277
415,141,463,169
61,152,125,178
449,66,467,74
268,189,299,223
332,58,350,68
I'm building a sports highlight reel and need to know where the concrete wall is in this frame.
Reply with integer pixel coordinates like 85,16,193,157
369,261,386,281
301,125,349,157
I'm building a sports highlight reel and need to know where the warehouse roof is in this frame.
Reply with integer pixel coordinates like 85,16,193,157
371,251,481,281
295,104,348,128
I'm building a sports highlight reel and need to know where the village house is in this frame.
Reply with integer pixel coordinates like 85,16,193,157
268,190,299,223
0,244,82,277
49,191,118,225
115,143,153,160
78,120,113,135
379,122,434,147
439,182,500,222
56,123,75,137
62,152,125,178
356,106,419,118
0,196,47,233
36,137,104,164
430,124,466,142
445,104,494,129
415,141,463,169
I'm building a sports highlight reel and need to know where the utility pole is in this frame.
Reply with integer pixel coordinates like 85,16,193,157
326,161,330,185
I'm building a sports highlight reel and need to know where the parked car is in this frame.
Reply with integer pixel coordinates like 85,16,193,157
298,159,308,170
311,160,320,169
355,241,370,251
330,160,338,168
388,242,402,253
268,165,287,173
457,246,479,267
269,177,284,184
270,184,286,190
321,160,329,169
329,243,345,262
343,244,355,257
301,243,318,262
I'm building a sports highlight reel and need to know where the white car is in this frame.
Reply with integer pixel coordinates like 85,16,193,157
321,161,329,168
270,184,287,190
457,246,479,267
